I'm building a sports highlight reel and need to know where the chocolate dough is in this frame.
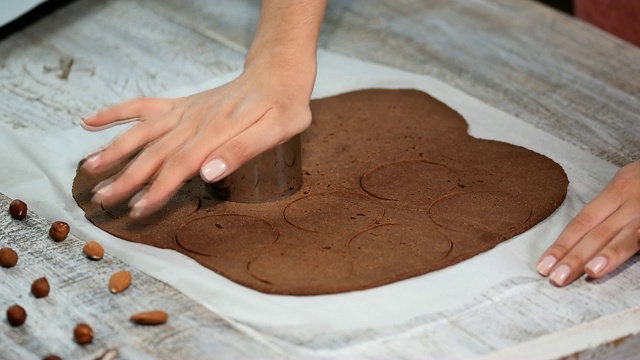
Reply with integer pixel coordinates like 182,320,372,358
73,89,569,295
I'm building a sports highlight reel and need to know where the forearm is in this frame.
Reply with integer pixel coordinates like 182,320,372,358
246,0,327,68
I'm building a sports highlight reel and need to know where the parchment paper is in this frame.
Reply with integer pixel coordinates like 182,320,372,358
0,51,620,339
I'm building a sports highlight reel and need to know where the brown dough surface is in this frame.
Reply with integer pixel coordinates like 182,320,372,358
72,89,569,295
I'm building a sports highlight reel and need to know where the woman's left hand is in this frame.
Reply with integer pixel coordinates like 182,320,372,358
537,161,640,286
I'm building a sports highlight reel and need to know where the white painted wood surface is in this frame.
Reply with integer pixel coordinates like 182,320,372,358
0,193,286,359
1,0,639,358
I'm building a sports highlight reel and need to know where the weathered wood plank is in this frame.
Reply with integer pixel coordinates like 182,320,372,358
1,0,638,165
0,0,246,133
142,0,640,166
0,193,285,359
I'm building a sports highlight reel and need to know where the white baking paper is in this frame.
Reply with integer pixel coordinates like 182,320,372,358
0,51,620,343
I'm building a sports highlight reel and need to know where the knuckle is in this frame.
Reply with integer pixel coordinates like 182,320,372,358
587,226,613,245
548,243,571,256
271,107,312,143
561,253,587,269
568,212,595,233
295,107,313,131
224,139,250,164
138,143,164,161
604,244,626,260
165,151,197,172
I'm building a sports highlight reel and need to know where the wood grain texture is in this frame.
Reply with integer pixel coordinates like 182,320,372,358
0,193,285,359
1,0,637,165
318,0,640,166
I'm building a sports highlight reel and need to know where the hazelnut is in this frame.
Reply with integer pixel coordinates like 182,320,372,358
73,323,93,344
7,304,27,326
0,247,18,268
31,277,50,298
43,355,62,360
82,241,104,260
9,199,28,220
49,221,70,242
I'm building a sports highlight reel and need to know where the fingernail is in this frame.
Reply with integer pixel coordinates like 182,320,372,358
81,112,97,121
129,194,148,218
200,158,228,182
82,152,102,170
585,256,608,275
549,264,571,286
91,179,113,203
536,255,557,276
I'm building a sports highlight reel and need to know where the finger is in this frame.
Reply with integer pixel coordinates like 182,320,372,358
584,216,640,278
91,123,196,207
547,201,638,286
200,107,309,183
128,107,305,218
82,112,179,174
81,97,175,131
536,185,623,276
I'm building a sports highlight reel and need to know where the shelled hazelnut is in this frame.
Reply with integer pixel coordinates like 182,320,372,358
73,323,93,344
0,247,18,268
7,304,27,326
43,355,62,360
31,277,50,298
9,199,28,220
49,221,70,242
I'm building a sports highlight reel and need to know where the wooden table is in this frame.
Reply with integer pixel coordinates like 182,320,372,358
1,0,639,358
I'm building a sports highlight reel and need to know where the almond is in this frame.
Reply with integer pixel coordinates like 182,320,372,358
82,241,104,260
130,310,168,325
109,270,131,294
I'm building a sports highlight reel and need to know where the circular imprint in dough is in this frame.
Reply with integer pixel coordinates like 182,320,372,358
347,224,452,277
247,246,354,289
102,191,200,221
429,191,531,234
283,191,385,234
175,214,278,257
360,160,459,205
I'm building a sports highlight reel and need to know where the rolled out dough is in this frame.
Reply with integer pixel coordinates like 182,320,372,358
73,89,569,295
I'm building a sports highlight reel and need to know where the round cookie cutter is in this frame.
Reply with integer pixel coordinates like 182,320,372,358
205,135,303,203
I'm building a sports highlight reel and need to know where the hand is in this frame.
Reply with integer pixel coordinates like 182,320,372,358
80,0,327,218
80,50,316,218
536,161,640,286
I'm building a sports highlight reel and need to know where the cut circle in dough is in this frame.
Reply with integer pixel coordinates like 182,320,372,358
429,191,531,234
247,246,354,289
347,224,452,277
361,160,459,205
103,191,200,221
175,214,278,257
283,191,385,234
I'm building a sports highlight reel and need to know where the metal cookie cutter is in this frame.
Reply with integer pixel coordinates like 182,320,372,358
205,135,303,203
